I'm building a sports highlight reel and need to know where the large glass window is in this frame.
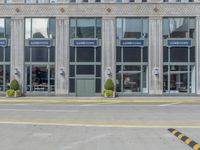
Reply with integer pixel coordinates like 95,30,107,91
116,18,149,95
0,18,11,93
163,18,195,39
117,18,149,39
69,18,102,95
25,18,55,94
163,17,195,94
70,18,102,39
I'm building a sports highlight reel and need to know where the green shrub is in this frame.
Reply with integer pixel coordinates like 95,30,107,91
104,78,114,91
10,79,20,91
104,90,113,97
6,89,15,97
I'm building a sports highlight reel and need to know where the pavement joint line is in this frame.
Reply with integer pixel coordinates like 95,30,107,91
168,128,200,150
0,99,200,103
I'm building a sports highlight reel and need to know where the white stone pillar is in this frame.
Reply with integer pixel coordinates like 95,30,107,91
149,16,163,95
55,17,69,95
102,17,116,91
196,16,200,94
11,17,25,92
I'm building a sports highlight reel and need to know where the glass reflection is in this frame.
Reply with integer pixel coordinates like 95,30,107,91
116,18,148,39
123,19,141,38
50,66,55,92
0,65,3,91
116,65,148,93
0,19,4,38
0,47,3,61
77,19,95,38
32,66,48,92
32,18,48,38
70,18,101,39
163,17,195,39
26,18,55,39
32,47,48,62
25,18,31,39
5,65,10,90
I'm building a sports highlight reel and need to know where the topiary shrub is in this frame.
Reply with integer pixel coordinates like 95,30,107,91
10,79,20,91
104,78,114,91
6,89,15,97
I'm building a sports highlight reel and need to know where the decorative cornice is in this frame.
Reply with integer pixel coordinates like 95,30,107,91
0,4,200,17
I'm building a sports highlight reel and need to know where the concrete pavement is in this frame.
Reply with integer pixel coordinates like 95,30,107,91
0,102,200,150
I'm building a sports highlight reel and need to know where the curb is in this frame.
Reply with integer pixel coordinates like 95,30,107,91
168,128,200,150
0,99,200,103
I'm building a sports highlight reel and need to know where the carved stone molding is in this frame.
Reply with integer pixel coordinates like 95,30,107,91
0,4,199,17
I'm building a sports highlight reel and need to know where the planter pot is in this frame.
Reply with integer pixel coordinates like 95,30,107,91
103,90,115,98
6,90,21,98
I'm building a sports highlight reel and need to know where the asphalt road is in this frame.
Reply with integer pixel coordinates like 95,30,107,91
0,102,199,150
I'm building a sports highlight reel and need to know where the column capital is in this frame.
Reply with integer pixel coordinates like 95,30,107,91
56,17,69,21
149,16,162,21
11,16,24,21
102,16,116,21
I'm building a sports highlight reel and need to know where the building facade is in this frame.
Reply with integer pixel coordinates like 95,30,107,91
0,0,200,96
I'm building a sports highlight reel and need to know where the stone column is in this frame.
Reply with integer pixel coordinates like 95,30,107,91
102,17,116,91
196,16,200,94
149,16,163,95
55,17,69,95
11,17,25,93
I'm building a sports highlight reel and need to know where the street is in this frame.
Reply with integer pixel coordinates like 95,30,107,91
0,101,199,150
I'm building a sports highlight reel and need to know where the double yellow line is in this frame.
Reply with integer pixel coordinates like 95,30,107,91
168,128,200,150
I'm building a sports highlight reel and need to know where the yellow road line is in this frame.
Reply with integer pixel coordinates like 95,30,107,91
0,119,200,127
0,99,200,103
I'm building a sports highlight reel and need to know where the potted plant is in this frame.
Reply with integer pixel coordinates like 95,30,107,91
103,78,115,98
6,79,21,97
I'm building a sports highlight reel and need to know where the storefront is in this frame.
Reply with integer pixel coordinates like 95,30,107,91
69,18,102,96
0,18,10,94
116,18,149,95
163,17,196,94
24,18,56,94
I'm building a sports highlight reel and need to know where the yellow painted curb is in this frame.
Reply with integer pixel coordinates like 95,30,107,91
0,99,200,103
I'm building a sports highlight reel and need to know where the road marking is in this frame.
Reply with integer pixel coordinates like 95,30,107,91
160,102,182,107
0,108,79,113
168,128,200,150
0,120,200,128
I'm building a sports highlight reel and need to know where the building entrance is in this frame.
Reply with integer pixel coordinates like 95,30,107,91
76,77,95,96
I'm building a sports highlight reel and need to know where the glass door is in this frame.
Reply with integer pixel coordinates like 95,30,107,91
163,65,195,94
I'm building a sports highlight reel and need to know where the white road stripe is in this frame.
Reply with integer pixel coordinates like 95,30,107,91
159,102,182,107
0,108,78,112
0,121,200,128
